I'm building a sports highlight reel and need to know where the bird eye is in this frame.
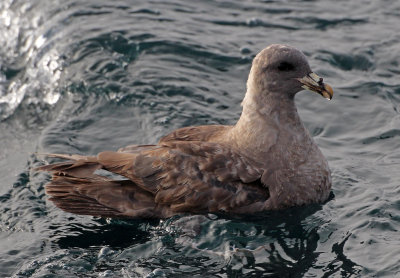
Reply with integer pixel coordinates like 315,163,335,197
277,62,295,71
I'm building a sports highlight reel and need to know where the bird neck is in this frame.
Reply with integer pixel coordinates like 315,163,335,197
238,87,305,130
230,88,310,155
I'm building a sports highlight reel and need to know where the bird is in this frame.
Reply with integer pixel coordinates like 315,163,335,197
37,44,334,219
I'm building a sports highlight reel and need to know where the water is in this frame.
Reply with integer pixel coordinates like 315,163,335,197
0,0,399,277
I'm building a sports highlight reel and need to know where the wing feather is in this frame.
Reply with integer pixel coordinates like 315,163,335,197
38,139,269,217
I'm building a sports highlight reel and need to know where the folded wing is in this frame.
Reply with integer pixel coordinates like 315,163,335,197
38,140,269,218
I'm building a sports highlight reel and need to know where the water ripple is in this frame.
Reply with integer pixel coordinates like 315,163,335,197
1,0,400,277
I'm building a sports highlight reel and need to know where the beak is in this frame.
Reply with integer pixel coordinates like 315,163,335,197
297,72,333,100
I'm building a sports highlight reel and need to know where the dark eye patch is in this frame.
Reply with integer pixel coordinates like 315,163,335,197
277,62,295,71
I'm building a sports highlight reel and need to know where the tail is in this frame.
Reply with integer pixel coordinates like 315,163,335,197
36,153,160,218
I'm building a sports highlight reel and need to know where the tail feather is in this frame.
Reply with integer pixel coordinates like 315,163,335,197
36,160,102,179
50,196,122,217
37,153,166,218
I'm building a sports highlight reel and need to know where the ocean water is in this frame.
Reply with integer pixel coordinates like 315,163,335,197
0,0,399,277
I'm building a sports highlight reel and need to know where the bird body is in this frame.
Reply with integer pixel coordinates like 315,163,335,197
38,44,333,218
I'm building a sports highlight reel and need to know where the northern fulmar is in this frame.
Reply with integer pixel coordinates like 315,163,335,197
37,44,334,218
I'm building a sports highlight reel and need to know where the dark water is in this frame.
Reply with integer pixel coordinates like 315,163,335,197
1,0,399,277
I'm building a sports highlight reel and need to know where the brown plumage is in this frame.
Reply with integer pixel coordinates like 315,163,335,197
37,44,334,218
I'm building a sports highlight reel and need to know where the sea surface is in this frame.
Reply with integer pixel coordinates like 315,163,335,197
1,0,399,277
